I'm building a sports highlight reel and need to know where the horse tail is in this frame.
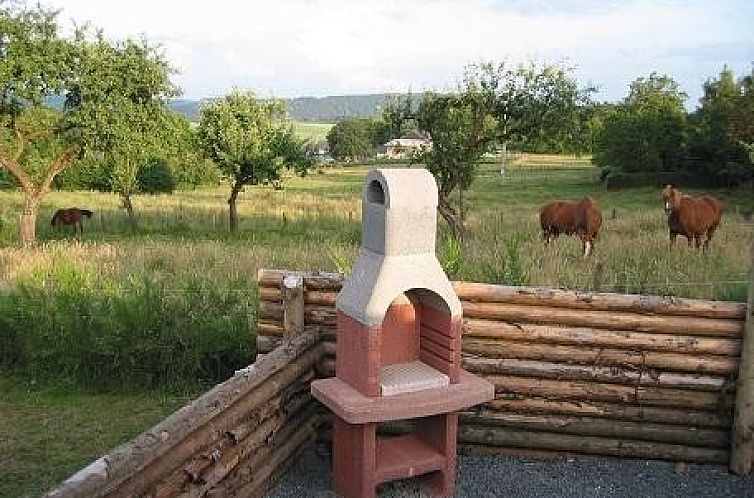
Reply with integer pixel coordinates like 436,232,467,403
51,212,59,226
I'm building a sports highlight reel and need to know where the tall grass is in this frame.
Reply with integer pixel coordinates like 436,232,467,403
0,250,254,390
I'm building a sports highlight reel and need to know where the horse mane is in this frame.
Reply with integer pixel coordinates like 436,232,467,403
79,209,93,218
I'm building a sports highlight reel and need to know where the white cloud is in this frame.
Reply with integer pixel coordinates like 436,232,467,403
45,0,754,103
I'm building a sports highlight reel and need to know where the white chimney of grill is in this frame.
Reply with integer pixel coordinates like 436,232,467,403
336,168,462,327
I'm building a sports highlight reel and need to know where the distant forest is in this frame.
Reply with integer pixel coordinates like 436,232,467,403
171,94,398,123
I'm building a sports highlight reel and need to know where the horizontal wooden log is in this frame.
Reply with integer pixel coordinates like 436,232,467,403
260,301,338,327
257,321,285,337
464,319,741,357
257,269,344,291
463,357,729,392
258,286,336,306
458,425,729,463
46,332,322,498
486,375,732,411
257,289,744,339
462,302,743,338
460,411,730,448
463,338,739,376
453,281,746,320
206,410,322,497
483,397,732,428
256,270,745,320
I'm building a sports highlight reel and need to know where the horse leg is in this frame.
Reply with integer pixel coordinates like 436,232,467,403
543,228,555,245
686,235,692,248
703,228,715,251
694,235,702,250
669,231,677,248
583,238,593,257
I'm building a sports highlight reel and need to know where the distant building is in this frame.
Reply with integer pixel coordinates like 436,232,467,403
380,134,432,159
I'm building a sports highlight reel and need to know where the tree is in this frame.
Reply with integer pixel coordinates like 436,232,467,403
411,61,590,239
593,73,688,173
75,37,178,231
690,66,754,184
326,118,381,161
466,62,594,173
382,93,419,139
137,158,176,194
415,91,496,239
197,91,311,232
159,113,219,188
0,3,177,243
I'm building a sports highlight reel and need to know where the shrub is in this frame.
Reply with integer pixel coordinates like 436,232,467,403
137,158,177,194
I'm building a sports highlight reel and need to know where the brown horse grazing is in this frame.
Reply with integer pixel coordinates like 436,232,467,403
662,185,723,250
540,197,603,257
51,208,93,234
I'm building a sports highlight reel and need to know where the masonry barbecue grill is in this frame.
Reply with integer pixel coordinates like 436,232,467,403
311,169,494,498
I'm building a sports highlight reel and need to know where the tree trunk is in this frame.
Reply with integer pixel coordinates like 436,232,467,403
500,140,508,175
228,184,242,233
121,194,138,233
19,194,40,246
438,196,464,240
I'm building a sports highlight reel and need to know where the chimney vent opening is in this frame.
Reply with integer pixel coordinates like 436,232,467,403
367,180,385,205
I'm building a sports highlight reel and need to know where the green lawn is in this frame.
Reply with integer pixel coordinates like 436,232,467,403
0,377,198,498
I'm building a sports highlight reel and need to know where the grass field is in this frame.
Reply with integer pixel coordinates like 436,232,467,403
291,121,334,143
0,377,198,498
0,156,752,495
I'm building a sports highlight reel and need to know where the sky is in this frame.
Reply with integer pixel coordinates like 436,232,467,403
46,0,754,107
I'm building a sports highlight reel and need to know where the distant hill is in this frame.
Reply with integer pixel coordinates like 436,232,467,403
170,94,404,123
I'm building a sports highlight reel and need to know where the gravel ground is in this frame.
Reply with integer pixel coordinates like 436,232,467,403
266,446,754,498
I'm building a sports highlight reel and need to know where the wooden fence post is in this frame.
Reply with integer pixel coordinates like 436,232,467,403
731,241,754,475
282,274,305,338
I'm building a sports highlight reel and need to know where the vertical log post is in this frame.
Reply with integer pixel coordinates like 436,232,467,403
731,241,754,475
282,274,305,338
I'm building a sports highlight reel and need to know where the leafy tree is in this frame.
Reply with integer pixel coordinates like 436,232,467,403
382,93,419,139
0,3,177,243
159,113,219,188
326,118,374,161
74,36,177,231
415,91,496,239
197,91,311,232
137,158,176,194
466,62,594,172
690,66,754,184
593,73,688,173
410,61,590,238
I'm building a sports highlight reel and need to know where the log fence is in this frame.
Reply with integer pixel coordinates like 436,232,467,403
256,268,752,471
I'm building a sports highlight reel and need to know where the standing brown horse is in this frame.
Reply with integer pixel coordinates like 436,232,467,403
662,185,723,250
539,197,603,257
51,208,93,234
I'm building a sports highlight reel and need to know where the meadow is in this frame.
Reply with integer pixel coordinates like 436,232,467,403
0,155,752,495
291,121,334,142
